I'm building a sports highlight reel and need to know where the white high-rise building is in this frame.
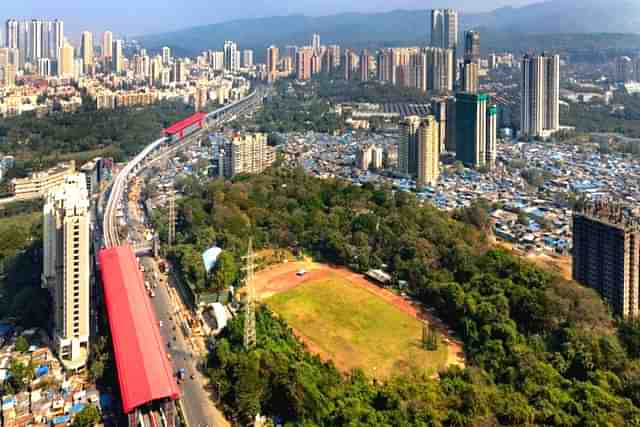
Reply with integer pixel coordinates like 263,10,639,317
52,20,64,60
18,20,29,66
312,33,321,53
431,9,458,52
38,57,51,76
42,174,91,369
521,53,560,138
161,46,171,65
29,19,43,61
5,19,18,49
223,40,238,72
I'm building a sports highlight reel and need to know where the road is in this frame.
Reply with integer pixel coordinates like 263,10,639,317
100,86,269,427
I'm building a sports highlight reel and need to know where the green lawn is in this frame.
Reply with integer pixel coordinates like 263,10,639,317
267,274,449,379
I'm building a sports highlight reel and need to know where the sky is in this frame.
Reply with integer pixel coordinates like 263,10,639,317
2,0,542,37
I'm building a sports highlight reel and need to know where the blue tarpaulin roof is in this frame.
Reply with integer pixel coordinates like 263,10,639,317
71,403,85,413
36,365,49,377
202,246,222,273
52,415,71,424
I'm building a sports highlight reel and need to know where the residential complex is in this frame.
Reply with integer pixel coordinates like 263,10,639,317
10,161,76,200
430,9,458,52
573,203,640,318
455,93,497,170
214,133,275,178
521,53,560,138
42,174,91,368
416,115,440,189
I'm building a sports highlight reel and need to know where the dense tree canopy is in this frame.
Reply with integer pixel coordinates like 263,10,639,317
162,167,640,426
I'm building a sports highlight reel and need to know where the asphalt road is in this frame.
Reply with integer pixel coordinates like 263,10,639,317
129,194,227,427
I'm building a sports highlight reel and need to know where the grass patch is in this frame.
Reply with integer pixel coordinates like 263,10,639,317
267,273,449,379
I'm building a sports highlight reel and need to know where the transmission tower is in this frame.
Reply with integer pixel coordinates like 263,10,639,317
243,238,257,350
168,192,176,246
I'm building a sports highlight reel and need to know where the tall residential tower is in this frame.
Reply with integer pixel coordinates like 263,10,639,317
42,174,91,368
521,53,560,138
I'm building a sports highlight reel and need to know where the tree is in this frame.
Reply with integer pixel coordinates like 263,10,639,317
212,251,238,291
7,360,35,393
72,405,100,427
14,336,29,353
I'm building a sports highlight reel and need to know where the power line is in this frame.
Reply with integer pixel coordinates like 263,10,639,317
243,238,257,350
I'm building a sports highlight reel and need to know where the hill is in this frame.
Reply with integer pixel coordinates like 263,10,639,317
138,0,640,56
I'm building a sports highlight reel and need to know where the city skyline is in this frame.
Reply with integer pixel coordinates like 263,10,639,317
1,0,542,36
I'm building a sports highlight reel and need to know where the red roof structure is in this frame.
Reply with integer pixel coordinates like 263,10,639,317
99,246,179,414
163,112,207,136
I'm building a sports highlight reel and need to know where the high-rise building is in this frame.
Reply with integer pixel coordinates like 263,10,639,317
486,105,497,169
81,31,94,72
296,48,312,81
215,133,275,178
0,64,16,87
312,33,321,54
29,19,43,61
0,47,19,67
102,31,113,60
416,116,440,189
42,174,91,368
327,45,340,70
52,20,64,60
285,45,298,61
161,46,171,65
344,49,358,80
172,59,187,83
18,20,29,66
431,97,450,153
462,59,479,93
400,116,422,176
223,40,238,72
5,19,18,49
266,46,278,81
58,40,74,77
242,49,254,68
360,50,370,81
38,57,51,77
425,47,454,92
616,56,633,83
634,58,640,82
521,53,560,138
455,92,496,169
112,39,123,74
464,30,480,63
356,145,383,170
210,50,224,71
572,202,640,318
377,49,392,82
431,9,458,53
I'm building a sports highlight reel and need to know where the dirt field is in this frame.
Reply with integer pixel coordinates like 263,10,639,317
253,261,465,378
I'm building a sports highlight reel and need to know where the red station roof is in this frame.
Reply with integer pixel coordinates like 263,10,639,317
99,246,179,414
163,112,207,136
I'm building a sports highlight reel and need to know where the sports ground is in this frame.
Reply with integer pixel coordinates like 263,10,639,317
253,261,465,379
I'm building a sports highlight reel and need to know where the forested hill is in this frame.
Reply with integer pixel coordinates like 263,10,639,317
138,0,640,57
163,167,640,426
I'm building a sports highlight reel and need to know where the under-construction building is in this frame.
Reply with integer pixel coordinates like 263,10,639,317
572,202,640,318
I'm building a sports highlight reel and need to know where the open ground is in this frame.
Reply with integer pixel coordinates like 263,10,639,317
252,261,465,379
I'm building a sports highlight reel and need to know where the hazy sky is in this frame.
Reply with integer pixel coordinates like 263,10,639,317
2,0,542,37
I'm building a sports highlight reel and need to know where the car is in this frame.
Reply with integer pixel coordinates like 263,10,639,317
296,269,306,276
159,321,163,327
